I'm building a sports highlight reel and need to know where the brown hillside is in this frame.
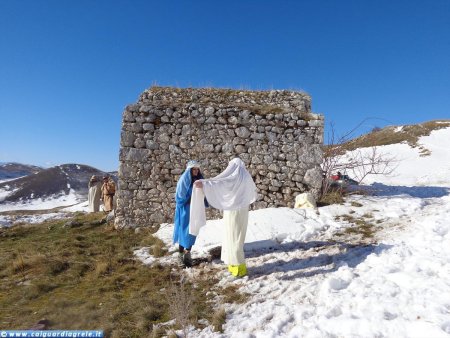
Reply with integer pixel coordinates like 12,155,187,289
342,120,450,151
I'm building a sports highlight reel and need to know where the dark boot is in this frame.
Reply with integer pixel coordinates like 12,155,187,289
183,251,192,268
177,252,185,268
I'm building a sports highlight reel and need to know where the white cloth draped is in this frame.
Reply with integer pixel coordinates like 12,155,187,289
221,208,248,265
189,158,257,236
88,181,102,212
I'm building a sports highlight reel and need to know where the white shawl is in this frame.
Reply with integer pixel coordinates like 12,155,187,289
189,158,258,236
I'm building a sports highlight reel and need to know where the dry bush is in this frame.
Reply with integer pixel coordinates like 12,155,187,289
212,308,227,333
221,285,249,304
47,258,70,275
335,214,376,240
318,190,345,206
11,252,47,276
165,276,195,337
24,279,58,300
94,261,112,277
151,326,164,338
151,239,167,258
321,120,398,200
167,331,178,338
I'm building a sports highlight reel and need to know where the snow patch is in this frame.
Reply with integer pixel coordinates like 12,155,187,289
0,187,18,202
61,200,89,212
0,189,80,212
347,127,450,186
134,247,157,266
152,178,450,337
4,126,450,337
0,212,72,228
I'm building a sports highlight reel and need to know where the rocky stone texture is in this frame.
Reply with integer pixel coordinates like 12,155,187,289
115,87,324,228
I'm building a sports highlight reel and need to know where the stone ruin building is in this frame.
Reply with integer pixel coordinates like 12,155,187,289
115,86,324,228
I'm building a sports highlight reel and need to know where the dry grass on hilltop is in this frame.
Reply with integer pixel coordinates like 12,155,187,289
342,120,450,151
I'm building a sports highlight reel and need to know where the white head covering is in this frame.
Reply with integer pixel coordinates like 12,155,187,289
186,160,201,169
202,158,257,210
189,158,258,235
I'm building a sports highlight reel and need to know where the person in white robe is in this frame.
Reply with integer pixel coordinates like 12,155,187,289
190,158,257,277
88,175,102,212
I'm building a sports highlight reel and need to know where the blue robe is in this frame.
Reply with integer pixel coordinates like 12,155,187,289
173,169,203,249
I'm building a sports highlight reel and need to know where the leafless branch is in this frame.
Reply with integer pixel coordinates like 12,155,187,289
321,122,398,198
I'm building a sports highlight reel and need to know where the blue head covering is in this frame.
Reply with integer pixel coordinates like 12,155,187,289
173,160,204,248
175,160,203,205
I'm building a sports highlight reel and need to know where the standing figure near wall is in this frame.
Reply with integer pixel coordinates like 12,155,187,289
190,158,258,277
88,175,102,212
101,176,116,212
173,160,204,268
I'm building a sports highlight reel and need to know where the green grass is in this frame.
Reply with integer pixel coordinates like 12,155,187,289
0,213,237,337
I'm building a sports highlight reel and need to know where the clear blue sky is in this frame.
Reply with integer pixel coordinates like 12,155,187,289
1,0,449,171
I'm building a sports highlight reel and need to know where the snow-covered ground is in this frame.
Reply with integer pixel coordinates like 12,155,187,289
0,176,26,184
136,127,450,337
0,189,81,213
0,187,16,202
349,126,450,187
2,126,450,336
0,194,88,227
0,212,63,228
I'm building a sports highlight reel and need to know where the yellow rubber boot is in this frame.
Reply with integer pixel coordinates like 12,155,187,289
228,264,247,277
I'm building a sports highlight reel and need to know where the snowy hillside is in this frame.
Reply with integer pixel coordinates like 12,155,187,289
0,164,111,211
137,126,450,337
0,162,42,182
0,163,112,226
1,125,449,337
351,125,450,187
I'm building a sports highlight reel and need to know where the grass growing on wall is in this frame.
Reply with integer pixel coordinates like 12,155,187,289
142,86,314,117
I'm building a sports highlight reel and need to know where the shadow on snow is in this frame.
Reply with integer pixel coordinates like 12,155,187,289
359,183,449,199
243,240,392,280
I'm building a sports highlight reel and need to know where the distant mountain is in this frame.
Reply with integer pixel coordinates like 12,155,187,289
0,163,43,181
0,164,115,204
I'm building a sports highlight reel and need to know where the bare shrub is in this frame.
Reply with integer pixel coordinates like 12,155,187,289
321,120,398,199
167,331,178,338
212,307,226,333
151,240,167,258
165,276,195,338
318,190,344,206
94,261,112,277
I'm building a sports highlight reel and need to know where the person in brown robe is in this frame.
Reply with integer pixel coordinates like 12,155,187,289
101,176,116,212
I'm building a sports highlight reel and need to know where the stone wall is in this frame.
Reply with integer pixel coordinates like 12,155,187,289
115,87,324,228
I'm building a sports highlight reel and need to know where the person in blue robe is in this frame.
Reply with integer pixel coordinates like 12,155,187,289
173,160,204,267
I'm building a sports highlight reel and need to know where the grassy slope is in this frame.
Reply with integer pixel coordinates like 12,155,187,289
0,213,236,337
342,120,450,151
